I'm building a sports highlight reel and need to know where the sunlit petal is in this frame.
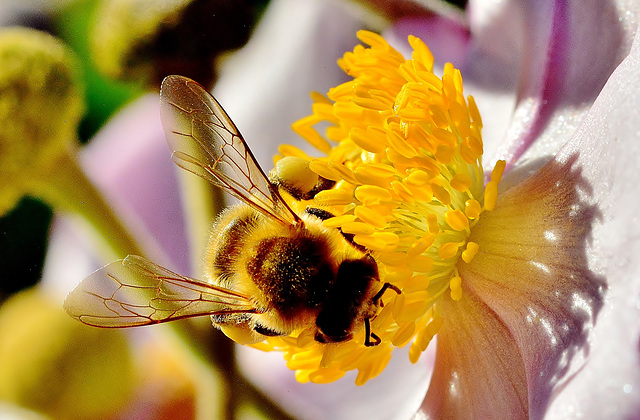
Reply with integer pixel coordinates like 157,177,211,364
544,26,640,419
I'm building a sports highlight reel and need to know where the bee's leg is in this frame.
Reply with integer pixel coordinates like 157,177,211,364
364,318,381,347
305,207,335,221
372,282,401,304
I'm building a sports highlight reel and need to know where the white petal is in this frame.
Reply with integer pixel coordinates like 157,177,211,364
501,0,640,167
545,24,640,419
238,344,434,420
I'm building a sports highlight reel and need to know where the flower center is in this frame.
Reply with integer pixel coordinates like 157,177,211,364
258,30,505,385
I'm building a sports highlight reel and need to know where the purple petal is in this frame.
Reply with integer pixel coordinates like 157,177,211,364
81,94,189,273
212,0,363,168
42,95,189,299
496,0,638,167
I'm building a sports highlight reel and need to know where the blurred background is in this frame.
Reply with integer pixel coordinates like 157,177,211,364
0,0,466,419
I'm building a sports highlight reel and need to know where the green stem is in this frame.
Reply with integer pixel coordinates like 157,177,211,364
27,150,144,260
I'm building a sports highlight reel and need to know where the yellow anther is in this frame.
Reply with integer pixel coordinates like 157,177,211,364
464,199,482,219
314,189,354,206
467,95,483,128
408,35,434,71
405,169,432,186
450,173,472,192
491,159,506,184
354,231,399,251
387,130,418,158
355,185,393,204
342,221,376,235
291,116,332,153
408,234,435,258
431,184,451,205
309,160,342,181
461,241,479,263
349,126,388,153
322,214,356,229
427,214,439,234
407,255,433,273
435,145,454,164
484,181,498,211
438,242,460,259
328,161,359,185
354,205,388,229
445,209,469,231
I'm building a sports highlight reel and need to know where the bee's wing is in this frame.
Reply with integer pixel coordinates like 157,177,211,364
64,255,258,328
160,75,301,226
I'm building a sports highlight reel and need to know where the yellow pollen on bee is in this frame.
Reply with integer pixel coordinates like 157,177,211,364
262,29,505,385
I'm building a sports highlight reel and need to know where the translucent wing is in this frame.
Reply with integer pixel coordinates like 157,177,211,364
64,255,259,328
160,75,301,226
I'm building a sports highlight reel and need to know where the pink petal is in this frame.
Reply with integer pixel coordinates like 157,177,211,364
419,290,528,419
418,13,640,419
212,0,363,167
238,345,434,420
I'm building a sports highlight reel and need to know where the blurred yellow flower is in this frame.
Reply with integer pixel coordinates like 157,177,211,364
0,288,135,419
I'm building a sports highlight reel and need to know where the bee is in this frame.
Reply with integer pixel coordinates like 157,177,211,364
64,75,400,347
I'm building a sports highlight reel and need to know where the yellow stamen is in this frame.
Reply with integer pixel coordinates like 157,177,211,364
256,30,505,385
461,241,480,263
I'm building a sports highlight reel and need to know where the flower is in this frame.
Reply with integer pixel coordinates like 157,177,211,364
388,1,640,418
18,0,640,418
252,30,506,386
0,288,135,419
216,0,640,418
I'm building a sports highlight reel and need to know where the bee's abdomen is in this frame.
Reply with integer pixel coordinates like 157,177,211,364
246,235,333,319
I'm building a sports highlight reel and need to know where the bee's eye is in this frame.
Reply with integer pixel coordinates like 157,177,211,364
253,324,284,337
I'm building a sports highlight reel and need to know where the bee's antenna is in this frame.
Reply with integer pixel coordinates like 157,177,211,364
372,282,401,304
